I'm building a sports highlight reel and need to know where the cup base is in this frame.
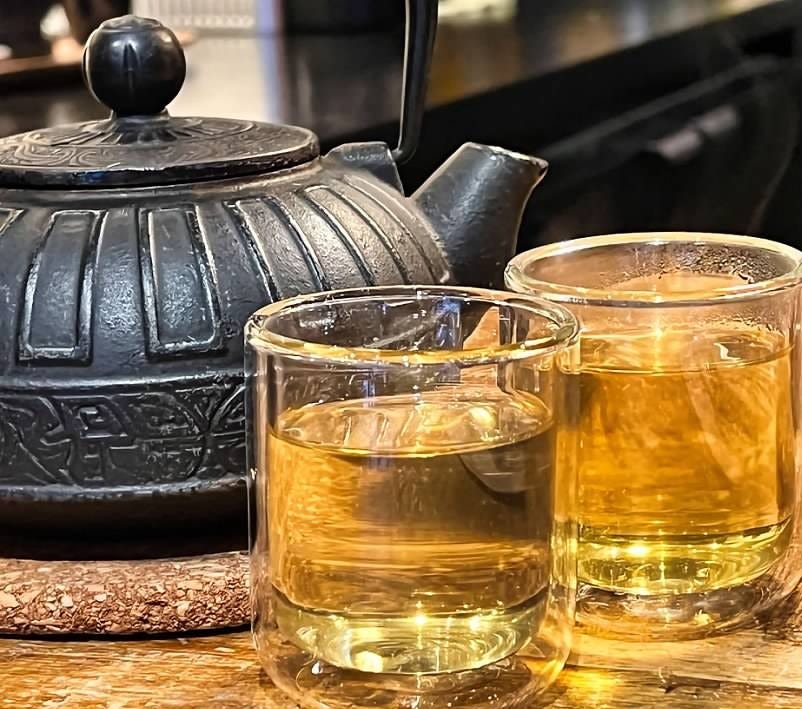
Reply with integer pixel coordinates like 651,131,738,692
261,629,558,709
575,580,783,640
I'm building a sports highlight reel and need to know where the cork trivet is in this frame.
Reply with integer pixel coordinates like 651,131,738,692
0,551,249,635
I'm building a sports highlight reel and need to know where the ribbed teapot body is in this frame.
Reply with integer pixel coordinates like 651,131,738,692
0,162,450,541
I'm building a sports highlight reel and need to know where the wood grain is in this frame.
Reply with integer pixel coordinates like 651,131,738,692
3,628,802,709
540,666,802,708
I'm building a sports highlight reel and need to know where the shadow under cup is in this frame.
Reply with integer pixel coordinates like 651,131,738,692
246,286,580,709
506,233,802,639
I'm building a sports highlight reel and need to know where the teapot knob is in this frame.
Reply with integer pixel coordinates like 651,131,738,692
82,15,186,118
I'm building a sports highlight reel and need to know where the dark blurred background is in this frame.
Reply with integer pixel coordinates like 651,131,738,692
2,0,802,253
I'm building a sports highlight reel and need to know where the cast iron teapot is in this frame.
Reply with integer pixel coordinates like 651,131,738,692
0,2,547,546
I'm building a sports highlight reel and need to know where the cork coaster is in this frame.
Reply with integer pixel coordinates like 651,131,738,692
0,551,249,635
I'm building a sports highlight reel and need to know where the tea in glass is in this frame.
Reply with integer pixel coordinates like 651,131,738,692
577,322,794,595
507,234,802,637
247,287,580,708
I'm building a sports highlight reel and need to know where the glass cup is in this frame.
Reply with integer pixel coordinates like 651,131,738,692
246,286,580,709
506,232,802,639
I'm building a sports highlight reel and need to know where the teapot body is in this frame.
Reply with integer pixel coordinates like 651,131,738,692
0,159,450,542
0,11,546,555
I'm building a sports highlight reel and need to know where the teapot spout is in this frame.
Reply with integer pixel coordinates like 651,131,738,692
413,143,547,289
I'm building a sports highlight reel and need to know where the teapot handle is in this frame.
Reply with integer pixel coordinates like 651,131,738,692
391,0,438,165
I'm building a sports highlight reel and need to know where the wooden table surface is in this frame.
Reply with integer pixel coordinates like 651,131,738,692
4,583,802,709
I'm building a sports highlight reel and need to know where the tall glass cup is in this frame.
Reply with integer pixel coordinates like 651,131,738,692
246,286,579,709
506,233,802,639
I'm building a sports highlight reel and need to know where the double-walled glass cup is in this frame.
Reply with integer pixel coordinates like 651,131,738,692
506,233,802,639
246,286,580,709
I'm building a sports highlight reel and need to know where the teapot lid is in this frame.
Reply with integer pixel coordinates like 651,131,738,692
0,16,319,189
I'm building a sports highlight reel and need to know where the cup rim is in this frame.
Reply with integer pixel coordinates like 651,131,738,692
246,285,579,365
505,232,802,307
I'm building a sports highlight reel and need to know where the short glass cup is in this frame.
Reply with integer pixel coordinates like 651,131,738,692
246,286,580,709
506,232,802,639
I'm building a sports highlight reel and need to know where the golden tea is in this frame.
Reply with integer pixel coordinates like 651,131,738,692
576,327,795,595
265,387,568,675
